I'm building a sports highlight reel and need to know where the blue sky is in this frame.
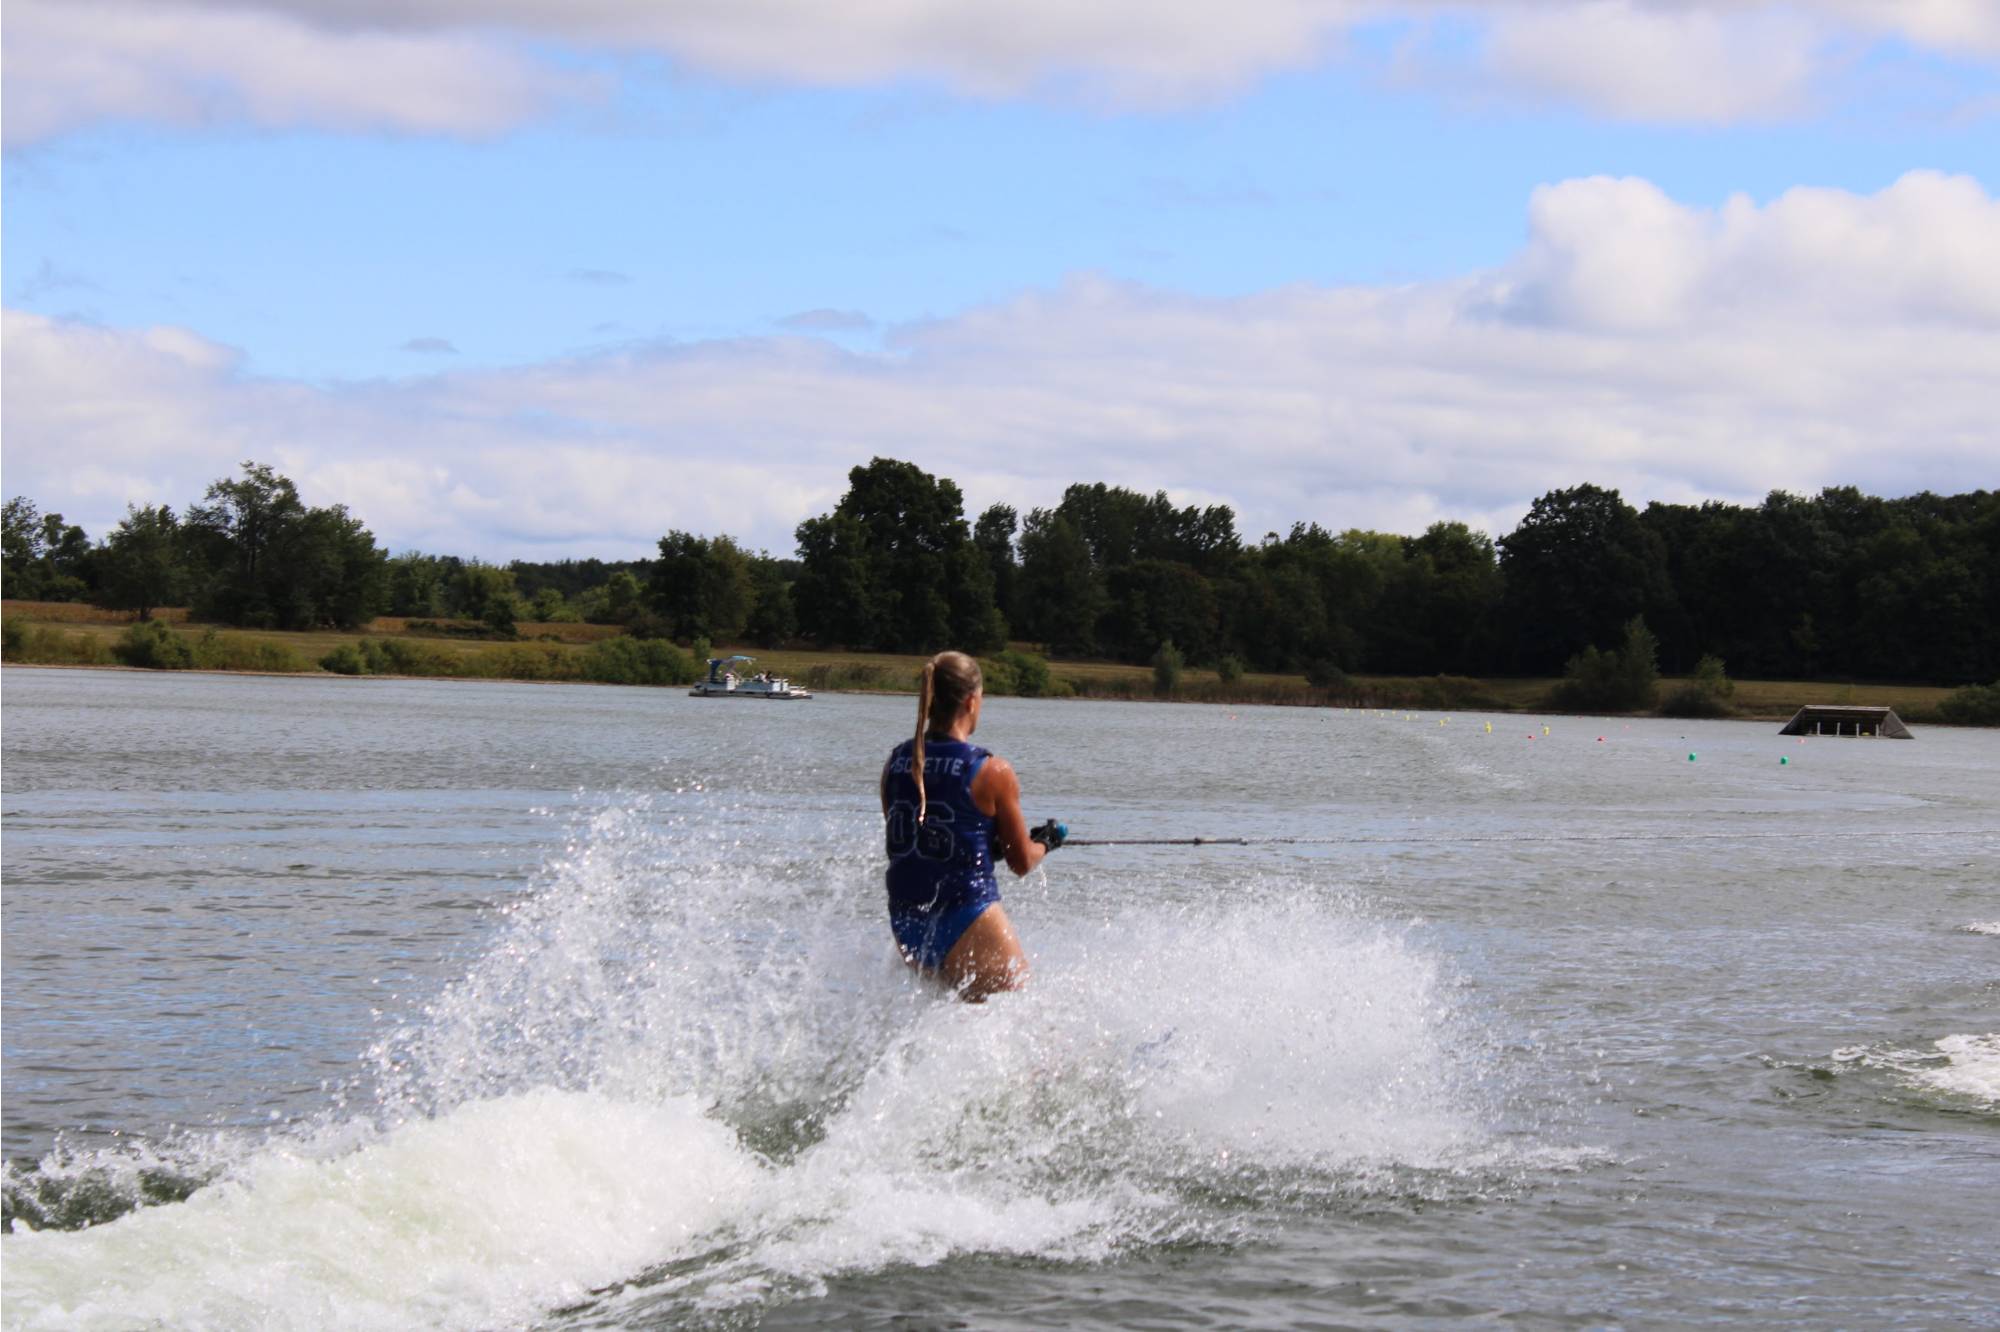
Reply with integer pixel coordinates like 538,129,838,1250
3,2,1997,558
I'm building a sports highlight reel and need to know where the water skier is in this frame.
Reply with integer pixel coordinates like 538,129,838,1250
880,650,1064,1000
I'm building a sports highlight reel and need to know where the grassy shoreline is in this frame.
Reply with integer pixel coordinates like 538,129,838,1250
0,600,1968,724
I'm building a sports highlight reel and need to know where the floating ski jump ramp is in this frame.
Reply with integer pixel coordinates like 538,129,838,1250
1778,705,1913,738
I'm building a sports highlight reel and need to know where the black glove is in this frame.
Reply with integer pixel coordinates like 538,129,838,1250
1030,819,1068,849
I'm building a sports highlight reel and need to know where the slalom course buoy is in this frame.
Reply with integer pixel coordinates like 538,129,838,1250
1780,756,1789,765
1688,752,1698,762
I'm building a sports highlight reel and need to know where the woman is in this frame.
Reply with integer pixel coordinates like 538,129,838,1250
880,651,1064,1000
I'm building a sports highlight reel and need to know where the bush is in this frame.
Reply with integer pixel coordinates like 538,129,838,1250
320,643,369,675
1,621,114,665
1415,674,1506,711
482,597,520,636
1658,653,1734,718
1550,617,1659,713
365,637,451,675
462,644,575,681
986,648,1052,698
579,636,699,686
1550,647,1621,710
1304,659,1351,693
404,619,514,641
622,610,671,641
1659,683,1731,718
1690,653,1735,699
1938,679,2000,726
57,628,114,665
178,629,308,672
802,662,893,692
528,588,578,623
112,619,195,669
319,637,453,677
1151,640,1184,697
1216,654,1244,685
246,642,307,672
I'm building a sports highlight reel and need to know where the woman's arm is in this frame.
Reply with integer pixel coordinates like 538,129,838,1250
974,755,1047,877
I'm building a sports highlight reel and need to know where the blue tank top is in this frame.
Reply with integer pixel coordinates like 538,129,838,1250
882,737,999,914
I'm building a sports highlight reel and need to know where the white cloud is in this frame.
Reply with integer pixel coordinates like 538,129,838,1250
4,171,1995,559
1476,2,1826,124
4,0,1994,143
1495,169,2000,328
157,0,1372,104
1,0,598,146
781,309,878,333
1826,0,2000,57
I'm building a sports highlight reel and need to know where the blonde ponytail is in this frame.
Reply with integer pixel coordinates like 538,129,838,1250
913,659,936,824
911,651,983,826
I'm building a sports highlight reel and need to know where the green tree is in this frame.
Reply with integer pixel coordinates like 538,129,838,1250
1405,521,1501,675
528,587,576,622
270,503,385,630
792,458,1002,653
452,563,519,633
3,497,47,599
185,463,307,626
96,503,184,620
1499,485,1671,675
2,499,97,601
1015,510,1103,655
38,511,96,600
744,557,797,645
1101,559,1219,664
650,531,755,641
181,463,381,629
793,512,877,647
974,503,1020,625
1052,483,1240,575
944,541,1007,653
602,570,644,624
383,552,455,617
1231,528,1330,673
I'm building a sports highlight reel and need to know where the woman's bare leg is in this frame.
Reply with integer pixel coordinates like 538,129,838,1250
939,903,1028,1001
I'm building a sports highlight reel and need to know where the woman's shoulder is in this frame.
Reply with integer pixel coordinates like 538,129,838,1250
970,750,1015,787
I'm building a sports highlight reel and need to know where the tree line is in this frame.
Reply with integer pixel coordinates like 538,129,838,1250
4,465,381,629
6,458,1996,685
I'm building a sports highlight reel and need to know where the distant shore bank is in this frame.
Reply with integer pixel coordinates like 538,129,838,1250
3,601,1968,726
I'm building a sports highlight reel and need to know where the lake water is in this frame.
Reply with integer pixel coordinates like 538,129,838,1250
3,666,1996,1329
